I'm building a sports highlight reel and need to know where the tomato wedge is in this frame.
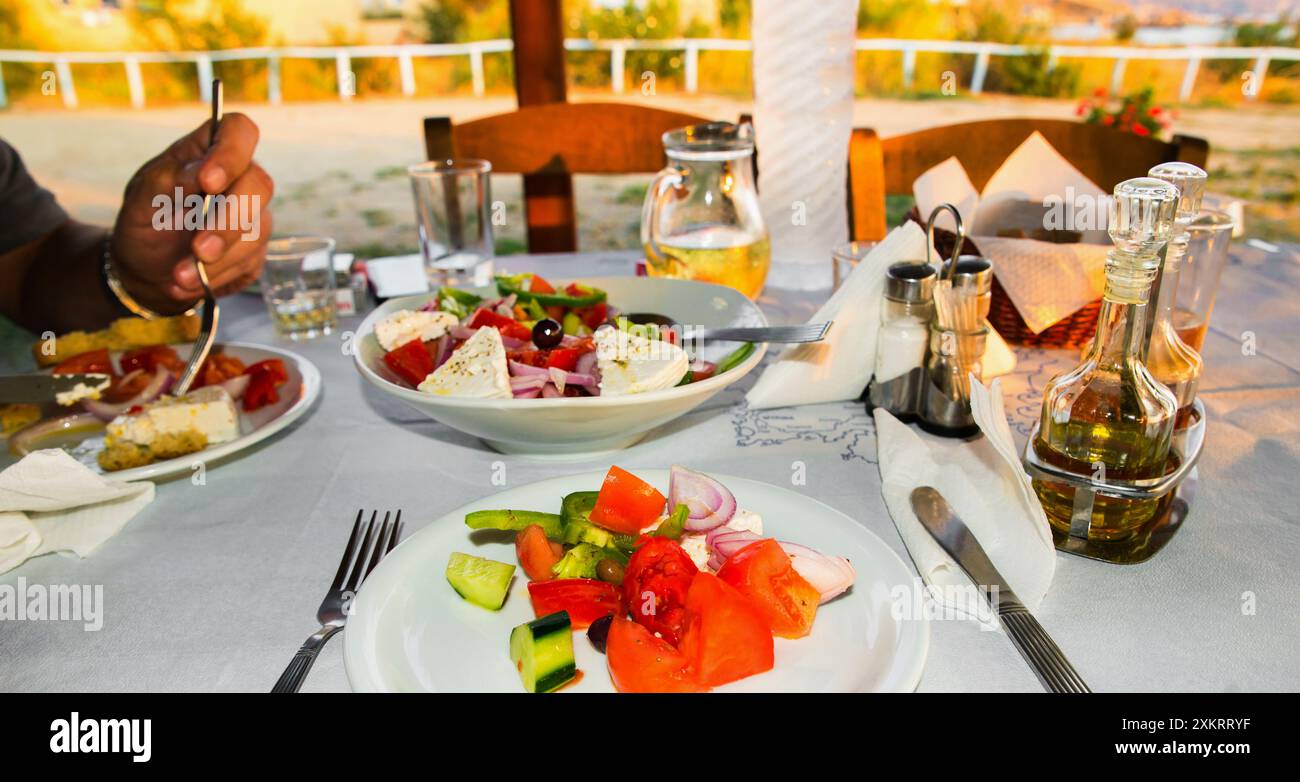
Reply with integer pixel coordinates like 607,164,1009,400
527,274,556,294
716,539,820,639
52,348,113,376
544,347,581,372
242,359,289,412
516,524,563,582
678,572,774,687
383,338,435,387
195,353,247,388
528,578,621,629
120,345,186,376
623,537,697,645
589,466,666,535
468,308,532,342
606,616,707,693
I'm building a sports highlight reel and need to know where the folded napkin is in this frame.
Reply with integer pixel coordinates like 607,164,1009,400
746,222,928,409
0,449,155,574
913,131,1112,332
874,377,1055,615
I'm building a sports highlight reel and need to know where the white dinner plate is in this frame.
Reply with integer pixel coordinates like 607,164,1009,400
344,469,929,693
1,342,321,482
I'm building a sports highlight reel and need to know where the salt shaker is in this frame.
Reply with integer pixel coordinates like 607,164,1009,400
868,262,936,420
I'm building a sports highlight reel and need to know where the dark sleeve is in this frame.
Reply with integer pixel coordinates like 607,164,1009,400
0,138,68,254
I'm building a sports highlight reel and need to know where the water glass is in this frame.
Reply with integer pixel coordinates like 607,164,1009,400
831,241,876,292
409,159,494,288
261,235,337,340
1175,210,1234,352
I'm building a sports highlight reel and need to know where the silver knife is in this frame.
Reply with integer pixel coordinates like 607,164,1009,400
910,486,1091,693
0,373,112,404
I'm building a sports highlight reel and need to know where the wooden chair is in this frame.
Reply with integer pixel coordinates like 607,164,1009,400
847,118,1211,241
424,102,710,253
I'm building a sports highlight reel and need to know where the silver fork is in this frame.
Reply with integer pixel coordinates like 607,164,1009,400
174,77,223,396
684,322,832,344
271,509,403,693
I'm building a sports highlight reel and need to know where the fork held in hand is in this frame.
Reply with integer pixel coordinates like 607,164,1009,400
271,509,403,693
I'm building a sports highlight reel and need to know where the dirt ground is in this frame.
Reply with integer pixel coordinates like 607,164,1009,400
3,91,1297,255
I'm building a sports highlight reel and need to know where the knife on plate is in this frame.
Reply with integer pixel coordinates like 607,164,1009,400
910,486,1091,693
0,374,111,404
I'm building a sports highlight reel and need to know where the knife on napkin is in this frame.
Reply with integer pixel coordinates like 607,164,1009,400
910,486,1090,694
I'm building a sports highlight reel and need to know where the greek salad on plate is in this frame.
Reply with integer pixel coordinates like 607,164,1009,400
343,467,930,692
371,273,754,400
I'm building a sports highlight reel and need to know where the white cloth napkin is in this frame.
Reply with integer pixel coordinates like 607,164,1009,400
746,222,929,409
912,132,1111,332
874,377,1055,615
0,449,155,574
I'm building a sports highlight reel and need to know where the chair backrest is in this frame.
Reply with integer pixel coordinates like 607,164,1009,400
424,102,710,253
847,118,1211,241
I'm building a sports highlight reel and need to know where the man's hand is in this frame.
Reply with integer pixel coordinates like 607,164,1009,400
111,112,273,313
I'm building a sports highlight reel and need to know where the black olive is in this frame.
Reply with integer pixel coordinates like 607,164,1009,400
587,613,614,654
532,318,563,349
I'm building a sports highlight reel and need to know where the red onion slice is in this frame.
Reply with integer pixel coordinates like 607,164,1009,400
669,465,737,532
219,373,251,400
510,375,547,390
508,360,549,377
548,367,568,394
575,351,598,378
9,412,105,456
540,384,562,398
450,324,479,341
82,366,171,422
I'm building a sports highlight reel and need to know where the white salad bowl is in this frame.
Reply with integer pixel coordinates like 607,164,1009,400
353,276,768,457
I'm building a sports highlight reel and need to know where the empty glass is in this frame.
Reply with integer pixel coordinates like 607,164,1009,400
1174,210,1234,352
409,159,494,288
831,241,876,291
261,235,337,340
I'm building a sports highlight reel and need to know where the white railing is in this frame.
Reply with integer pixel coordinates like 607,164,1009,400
1,37,1297,109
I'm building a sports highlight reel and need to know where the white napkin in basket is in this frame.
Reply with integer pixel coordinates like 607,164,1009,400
875,377,1055,614
746,222,929,409
0,449,155,574
913,132,1112,333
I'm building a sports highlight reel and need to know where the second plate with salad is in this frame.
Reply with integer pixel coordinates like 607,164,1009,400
353,275,769,457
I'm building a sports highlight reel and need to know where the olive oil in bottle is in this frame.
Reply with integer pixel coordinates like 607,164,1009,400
1031,178,1181,541
1144,162,1208,429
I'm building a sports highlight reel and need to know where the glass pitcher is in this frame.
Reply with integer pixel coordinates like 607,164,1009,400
641,122,770,299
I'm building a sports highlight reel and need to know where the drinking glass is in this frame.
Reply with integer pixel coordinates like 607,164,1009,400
261,235,337,340
1174,210,1234,352
831,241,876,291
408,159,494,288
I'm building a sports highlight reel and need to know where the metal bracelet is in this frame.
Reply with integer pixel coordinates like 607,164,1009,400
102,233,165,320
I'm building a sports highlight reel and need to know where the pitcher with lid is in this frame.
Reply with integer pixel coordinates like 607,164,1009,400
641,122,770,299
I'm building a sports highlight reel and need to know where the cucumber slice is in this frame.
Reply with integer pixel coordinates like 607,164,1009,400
446,552,516,610
509,611,577,693
465,509,564,539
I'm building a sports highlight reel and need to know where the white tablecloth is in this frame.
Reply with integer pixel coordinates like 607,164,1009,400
2,247,1298,693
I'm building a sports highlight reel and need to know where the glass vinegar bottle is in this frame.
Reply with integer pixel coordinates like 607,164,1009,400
1031,178,1181,541
1145,162,1208,429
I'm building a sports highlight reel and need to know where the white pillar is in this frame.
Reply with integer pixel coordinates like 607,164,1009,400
901,47,915,91
267,55,282,104
1110,57,1127,95
124,56,145,108
55,59,78,108
399,52,416,96
336,52,353,100
970,49,990,95
196,54,213,101
1248,55,1269,101
610,44,625,94
470,47,485,96
1179,57,1199,103
685,43,698,93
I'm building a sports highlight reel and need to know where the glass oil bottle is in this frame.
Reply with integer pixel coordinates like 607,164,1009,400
1031,178,1181,541
1145,162,1208,429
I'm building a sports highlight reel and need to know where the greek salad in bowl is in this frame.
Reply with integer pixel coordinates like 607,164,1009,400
444,464,857,693
373,273,755,400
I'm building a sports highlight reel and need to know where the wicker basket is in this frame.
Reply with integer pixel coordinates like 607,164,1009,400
906,209,1100,349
